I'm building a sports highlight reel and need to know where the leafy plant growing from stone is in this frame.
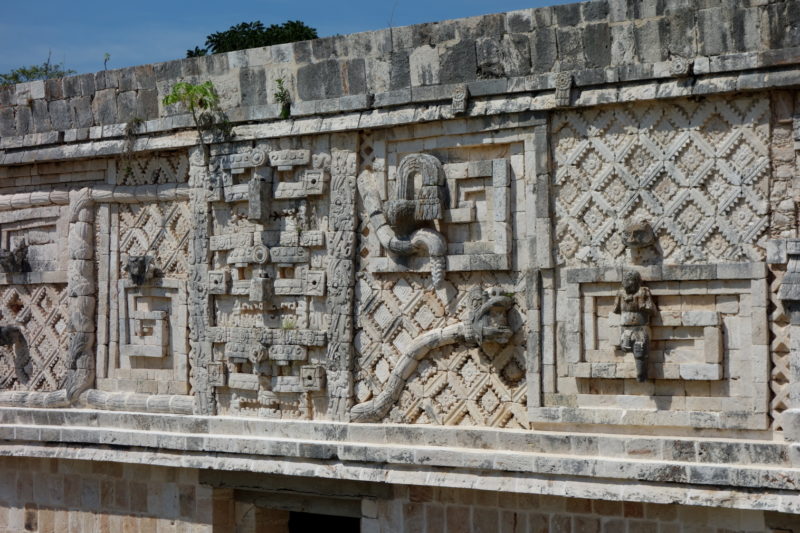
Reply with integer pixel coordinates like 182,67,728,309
162,81,232,162
274,78,291,120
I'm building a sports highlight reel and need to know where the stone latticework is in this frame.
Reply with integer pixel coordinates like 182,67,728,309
118,201,191,278
0,283,69,391
553,95,771,266
118,151,189,186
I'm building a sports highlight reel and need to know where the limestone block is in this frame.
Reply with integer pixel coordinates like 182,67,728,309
704,327,723,364
679,364,722,381
409,46,440,87
681,311,720,327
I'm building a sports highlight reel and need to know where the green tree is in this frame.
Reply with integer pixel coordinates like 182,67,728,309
162,81,231,162
187,20,318,57
0,53,75,85
186,46,207,58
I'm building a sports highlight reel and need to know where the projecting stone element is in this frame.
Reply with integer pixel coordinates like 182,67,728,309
207,362,226,387
554,72,573,107
268,149,310,171
123,255,156,286
452,84,469,115
613,271,655,382
621,220,659,265
0,240,30,273
208,270,230,295
464,287,515,346
248,174,270,221
300,365,326,391
669,56,693,77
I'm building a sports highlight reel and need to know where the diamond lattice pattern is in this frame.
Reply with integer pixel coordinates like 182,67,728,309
0,284,69,392
119,202,191,278
552,96,771,265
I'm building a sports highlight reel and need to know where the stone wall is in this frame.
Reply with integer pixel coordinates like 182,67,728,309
0,458,213,532
2,0,800,158
1,0,800,527
364,486,800,533
8,457,799,533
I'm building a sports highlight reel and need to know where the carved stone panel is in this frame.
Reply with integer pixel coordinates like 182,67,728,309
0,283,70,391
552,95,770,267
201,139,353,419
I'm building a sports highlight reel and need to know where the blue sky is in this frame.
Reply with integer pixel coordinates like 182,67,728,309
1,0,574,76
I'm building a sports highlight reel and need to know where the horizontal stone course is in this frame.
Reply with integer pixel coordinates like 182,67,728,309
0,408,794,477
4,439,800,515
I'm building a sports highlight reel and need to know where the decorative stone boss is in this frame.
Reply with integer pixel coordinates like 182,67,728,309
613,271,655,382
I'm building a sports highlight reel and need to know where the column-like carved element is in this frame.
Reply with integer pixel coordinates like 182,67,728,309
188,146,215,415
767,239,800,438
326,139,357,420
64,188,97,402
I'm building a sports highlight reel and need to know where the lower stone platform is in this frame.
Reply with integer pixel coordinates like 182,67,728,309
0,456,798,533
1,407,800,521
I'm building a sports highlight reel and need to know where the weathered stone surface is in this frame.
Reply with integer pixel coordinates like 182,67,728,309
91,88,118,124
0,1,797,527
297,59,343,100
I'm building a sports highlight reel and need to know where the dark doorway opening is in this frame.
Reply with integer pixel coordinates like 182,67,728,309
288,511,360,532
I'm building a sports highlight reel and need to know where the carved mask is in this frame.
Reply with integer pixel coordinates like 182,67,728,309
125,255,154,286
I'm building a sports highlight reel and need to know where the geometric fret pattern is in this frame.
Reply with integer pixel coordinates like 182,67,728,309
769,264,790,431
553,95,771,266
118,152,189,186
0,284,69,391
119,202,191,279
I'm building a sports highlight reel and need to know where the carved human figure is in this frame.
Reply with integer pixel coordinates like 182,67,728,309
613,271,654,382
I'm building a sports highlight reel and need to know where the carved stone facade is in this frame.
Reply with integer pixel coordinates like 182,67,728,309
2,0,800,529
553,95,770,266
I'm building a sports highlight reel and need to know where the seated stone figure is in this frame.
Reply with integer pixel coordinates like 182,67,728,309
613,271,655,382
